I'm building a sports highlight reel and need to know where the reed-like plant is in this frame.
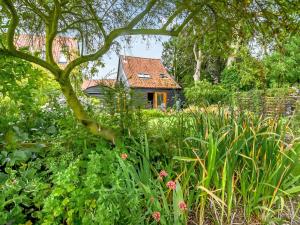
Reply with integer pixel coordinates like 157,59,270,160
139,107,300,224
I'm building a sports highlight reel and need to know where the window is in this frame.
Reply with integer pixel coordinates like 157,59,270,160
138,73,151,79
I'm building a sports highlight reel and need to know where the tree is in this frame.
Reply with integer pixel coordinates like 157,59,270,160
221,47,266,91
1,0,299,142
264,35,300,87
0,0,197,142
162,0,299,87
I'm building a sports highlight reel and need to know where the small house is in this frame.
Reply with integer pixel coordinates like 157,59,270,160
116,55,181,109
82,55,182,109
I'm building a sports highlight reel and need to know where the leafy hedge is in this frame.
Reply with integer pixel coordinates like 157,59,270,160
184,79,229,105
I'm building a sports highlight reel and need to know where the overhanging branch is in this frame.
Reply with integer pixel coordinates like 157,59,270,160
62,10,194,78
126,0,158,29
45,0,60,66
1,0,60,76
0,48,61,76
2,0,18,50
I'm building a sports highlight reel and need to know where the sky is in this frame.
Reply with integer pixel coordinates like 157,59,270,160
96,36,170,79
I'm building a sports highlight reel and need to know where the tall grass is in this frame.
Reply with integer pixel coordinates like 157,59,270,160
139,108,300,224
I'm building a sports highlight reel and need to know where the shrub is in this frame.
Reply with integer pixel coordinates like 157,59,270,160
142,109,166,119
184,80,229,105
41,149,144,225
221,47,266,91
264,35,300,87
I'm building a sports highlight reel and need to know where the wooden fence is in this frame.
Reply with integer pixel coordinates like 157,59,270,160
235,93,300,117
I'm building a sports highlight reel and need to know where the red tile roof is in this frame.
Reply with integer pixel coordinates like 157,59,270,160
120,55,181,89
14,34,78,66
82,79,116,90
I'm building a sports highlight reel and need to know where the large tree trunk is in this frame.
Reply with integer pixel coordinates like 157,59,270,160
226,37,240,68
205,56,222,84
193,42,202,82
58,77,116,143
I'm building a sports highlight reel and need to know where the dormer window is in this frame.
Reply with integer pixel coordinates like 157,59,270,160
160,74,167,78
138,73,151,79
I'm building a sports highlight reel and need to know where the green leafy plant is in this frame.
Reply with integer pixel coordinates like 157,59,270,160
185,79,229,105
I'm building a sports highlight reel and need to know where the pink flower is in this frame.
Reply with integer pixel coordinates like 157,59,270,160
152,211,161,222
121,153,128,160
178,200,187,211
159,170,168,178
166,180,176,190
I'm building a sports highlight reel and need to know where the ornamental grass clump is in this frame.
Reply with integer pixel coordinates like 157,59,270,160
162,109,300,224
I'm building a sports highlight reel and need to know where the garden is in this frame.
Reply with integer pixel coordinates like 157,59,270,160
1,1,300,225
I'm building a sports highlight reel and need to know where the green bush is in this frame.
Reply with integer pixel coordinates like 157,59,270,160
184,80,229,105
264,35,300,87
141,109,165,119
0,56,62,141
41,149,144,225
221,47,266,91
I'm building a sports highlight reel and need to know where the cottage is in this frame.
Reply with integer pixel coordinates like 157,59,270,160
82,55,182,109
117,55,181,109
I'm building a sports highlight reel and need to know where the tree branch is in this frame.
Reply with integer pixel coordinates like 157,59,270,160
45,0,60,66
22,0,49,22
58,77,116,142
61,0,159,77
126,0,158,29
86,2,107,39
0,48,61,76
2,0,18,50
162,7,184,30
1,0,60,75
62,9,194,79
37,0,51,14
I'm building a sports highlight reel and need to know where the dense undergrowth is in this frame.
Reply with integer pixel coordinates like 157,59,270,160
1,57,300,225
1,102,299,224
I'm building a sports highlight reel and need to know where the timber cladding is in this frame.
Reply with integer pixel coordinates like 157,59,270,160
132,88,182,109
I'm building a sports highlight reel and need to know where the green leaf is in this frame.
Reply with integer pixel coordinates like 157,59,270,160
13,150,28,161
173,156,197,162
285,186,300,195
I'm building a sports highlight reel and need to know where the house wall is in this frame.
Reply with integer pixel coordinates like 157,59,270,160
84,85,183,109
132,88,182,108
117,57,130,88
84,86,103,97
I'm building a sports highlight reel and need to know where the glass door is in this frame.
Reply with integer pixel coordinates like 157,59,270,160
154,92,167,110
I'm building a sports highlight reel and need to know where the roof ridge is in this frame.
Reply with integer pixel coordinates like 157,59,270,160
84,78,116,81
18,33,76,39
120,54,161,60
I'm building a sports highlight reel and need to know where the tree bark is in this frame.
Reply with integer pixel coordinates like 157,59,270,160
58,77,116,143
193,42,202,82
226,37,240,68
